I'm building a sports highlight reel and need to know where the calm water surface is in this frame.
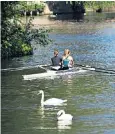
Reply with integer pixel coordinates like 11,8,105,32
1,12,115,134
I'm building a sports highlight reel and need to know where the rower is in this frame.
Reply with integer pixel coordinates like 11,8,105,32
60,49,74,70
51,50,62,70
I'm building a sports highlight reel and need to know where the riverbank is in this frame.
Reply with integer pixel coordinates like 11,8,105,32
28,12,115,34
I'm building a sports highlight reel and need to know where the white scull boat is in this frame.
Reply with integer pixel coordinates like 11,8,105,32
23,66,88,80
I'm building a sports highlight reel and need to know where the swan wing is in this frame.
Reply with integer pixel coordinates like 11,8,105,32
58,114,73,120
44,98,67,105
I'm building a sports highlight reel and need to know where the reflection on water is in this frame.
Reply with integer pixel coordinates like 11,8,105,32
57,120,72,131
55,13,84,22
38,106,45,119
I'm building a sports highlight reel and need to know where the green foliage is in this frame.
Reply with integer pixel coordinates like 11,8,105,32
18,1,45,11
83,1,115,10
28,28,52,46
1,1,51,59
35,4,45,10
21,43,32,55
67,1,115,11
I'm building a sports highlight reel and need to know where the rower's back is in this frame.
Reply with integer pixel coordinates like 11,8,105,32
51,50,62,66
51,56,62,66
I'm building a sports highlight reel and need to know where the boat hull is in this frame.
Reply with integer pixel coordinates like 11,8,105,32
23,67,87,80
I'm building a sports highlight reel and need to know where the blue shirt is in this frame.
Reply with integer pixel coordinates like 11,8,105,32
63,58,69,67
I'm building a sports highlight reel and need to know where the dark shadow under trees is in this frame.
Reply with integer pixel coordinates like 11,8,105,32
47,1,85,22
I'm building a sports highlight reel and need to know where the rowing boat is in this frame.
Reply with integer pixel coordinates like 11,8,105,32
22,63,115,80
23,66,88,80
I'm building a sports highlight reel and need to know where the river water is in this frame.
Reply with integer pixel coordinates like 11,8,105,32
1,12,115,134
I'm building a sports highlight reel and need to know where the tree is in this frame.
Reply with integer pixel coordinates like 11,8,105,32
1,1,51,59
67,1,115,12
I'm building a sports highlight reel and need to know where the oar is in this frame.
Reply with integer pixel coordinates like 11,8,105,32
75,63,115,74
1,64,50,72
39,64,115,74
1,65,40,72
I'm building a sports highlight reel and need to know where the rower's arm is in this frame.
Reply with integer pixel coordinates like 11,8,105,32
59,57,63,67
69,56,74,66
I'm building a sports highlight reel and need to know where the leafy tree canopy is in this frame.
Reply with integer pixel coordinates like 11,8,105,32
1,1,51,59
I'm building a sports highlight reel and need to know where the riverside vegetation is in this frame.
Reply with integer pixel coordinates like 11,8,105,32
1,1,51,59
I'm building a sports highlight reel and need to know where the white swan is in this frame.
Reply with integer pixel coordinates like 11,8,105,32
38,90,67,106
57,110,73,120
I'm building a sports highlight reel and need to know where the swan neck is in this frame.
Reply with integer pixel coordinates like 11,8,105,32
62,110,65,115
